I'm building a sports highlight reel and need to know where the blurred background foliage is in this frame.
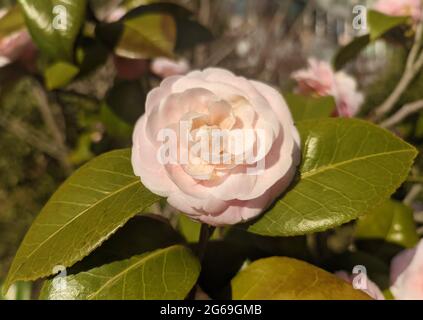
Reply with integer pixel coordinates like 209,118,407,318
0,0,422,299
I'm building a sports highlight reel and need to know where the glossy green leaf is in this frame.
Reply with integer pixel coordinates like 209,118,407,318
355,199,419,248
368,10,410,41
333,34,370,71
284,93,336,122
0,5,26,40
18,0,87,61
4,149,161,291
69,215,185,273
97,12,176,59
44,61,79,90
248,118,417,236
177,214,202,243
231,257,372,300
120,13,176,59
39,245,200,300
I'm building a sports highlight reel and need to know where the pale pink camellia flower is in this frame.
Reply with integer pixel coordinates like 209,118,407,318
151,57,190,79
132,68,301,226
335,271,385,300
291,58,364,118
0,9,34,69
374,0,422,23
390,239,423,300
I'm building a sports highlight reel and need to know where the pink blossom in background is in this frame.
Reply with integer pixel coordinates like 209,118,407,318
291,58,335,96
335,271,385,300
0,9,34,69
292,58,364,118
131,68,301,226
105,7,127,23
390,239,423,300
151,57,190,78
333,72,364,118
374,0,422,23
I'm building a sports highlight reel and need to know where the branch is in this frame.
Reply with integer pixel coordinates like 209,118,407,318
407,18,423,70
380,99,423,128
414,211,423,223
0,116,64,160
372,12,423,121
404,184,423,206
32,85,73,174
33,85,65,145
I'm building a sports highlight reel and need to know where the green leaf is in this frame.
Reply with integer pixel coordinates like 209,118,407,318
100,102,133,139
174,18,213,51
44,61,79,90
68,133,94,165
0,5,26,40
333,11,410,70
284,93,336,122
177,214,202,243
231,257,372,300
39,245,200,300
69,215,185,273
248,118,417,237
4,149,162,291
105,80,148,125
333,35,370,71
97,12,176,59
119,13,176,59
368,10,410,41
355,199,419,248
18,0,87,61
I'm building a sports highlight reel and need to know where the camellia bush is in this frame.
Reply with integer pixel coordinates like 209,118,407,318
1,0,423,300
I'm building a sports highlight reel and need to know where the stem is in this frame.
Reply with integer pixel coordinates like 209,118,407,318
196,224,215,262
187,224,215,300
